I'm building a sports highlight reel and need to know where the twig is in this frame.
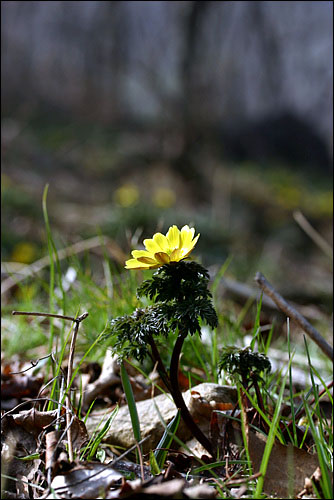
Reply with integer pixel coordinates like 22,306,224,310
224,471,262,486
11,308,89,459
1,397,73,420
11,310,89,461
254,272,333,360
293,210,333,261
0,475,45,492
65,312,89,462
134,440,145,481
12,310,83,322
7,352,55,374
2,235,119,295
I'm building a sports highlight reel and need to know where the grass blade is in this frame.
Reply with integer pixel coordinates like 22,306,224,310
303,398,333,499
120,361,142,460
87,406,119,460
154,409,181,469
42,185,56,377
253,362,290,498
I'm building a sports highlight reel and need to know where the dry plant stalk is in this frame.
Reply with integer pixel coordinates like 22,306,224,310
12,309,89,463
293,210,333,261
254,272,333,360
65,312,89,462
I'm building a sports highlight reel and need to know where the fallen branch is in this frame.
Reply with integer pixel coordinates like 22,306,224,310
254,272,333,361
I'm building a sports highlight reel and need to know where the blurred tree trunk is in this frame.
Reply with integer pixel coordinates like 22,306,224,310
173,1,212,201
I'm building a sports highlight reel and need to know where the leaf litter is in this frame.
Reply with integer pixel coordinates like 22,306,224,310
2,349,328,499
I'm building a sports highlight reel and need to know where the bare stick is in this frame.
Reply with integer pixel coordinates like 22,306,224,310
134,440,145,481
293,210,333,261
254,272,333,360
2,235,123,295
1,397,73,420
8,353,54,374
12,310,79,322
65,312,89,462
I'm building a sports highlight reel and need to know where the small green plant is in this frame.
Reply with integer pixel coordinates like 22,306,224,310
103,225,218,456
219,345,271,432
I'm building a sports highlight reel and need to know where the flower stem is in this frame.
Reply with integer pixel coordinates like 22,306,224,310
169,331,214,457
148,337,172,392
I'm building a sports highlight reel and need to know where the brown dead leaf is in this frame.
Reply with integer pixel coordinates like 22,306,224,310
1,373,43,399
248,430,319,497
12,408,59,436
70,415,90,450
1,415,41,497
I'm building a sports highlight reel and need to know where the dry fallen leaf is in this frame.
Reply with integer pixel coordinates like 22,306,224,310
12,408,59,436
1,415,41,497
248,430,319,497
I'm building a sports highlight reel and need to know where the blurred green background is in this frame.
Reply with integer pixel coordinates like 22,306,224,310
1,1,333,306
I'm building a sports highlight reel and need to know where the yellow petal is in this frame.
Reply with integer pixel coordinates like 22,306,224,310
125,258,152,270
170,248,182,261
144,238,161,254
166,225,180,249
132,250,156,262
180,232,200,258
152,233,169,252
180,225,195,248
137,256,159,264
154,252,170,264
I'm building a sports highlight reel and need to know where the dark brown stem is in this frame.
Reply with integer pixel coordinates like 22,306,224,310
241,375,251,410
148,337,172,392
169,331,214,457
252,376,269,434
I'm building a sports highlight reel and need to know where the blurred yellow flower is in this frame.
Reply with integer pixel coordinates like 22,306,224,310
152,187,176,208
114,184,139,207
10,242,37,264
125,225,200,270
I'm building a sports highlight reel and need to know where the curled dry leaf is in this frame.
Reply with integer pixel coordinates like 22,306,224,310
12,409,60,436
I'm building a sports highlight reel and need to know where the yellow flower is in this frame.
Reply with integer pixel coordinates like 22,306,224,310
10,242,37,264
152,187,176,208
125,225,200,270
114,184,139,207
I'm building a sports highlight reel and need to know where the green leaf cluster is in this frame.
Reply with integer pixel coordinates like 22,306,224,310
219,346,271,381
138,261,218,334
104,261,218,360
103,304,170,361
